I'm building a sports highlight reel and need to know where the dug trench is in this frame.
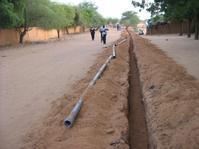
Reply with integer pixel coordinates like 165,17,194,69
21,30,199,148
22,33,130,149
130,31,199,148
21,31,150,149
128,34,149,149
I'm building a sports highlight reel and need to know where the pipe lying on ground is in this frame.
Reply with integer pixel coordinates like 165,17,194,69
112,45,116,58
64,97,83,128
64,55,113,128
64,42,122,128
89,55,113,86
117,39,127,45
112,39,127,59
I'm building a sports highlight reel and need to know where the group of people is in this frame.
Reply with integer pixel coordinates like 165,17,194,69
90,25,109,44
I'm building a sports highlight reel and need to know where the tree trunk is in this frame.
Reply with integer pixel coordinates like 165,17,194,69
17,28,27,44
194,15,199,40
179,22,183,36
17,8,28,44
149,27,152,35
82,26,85,32
66,27,69,34
187,19,191,38
57,29,60,38
74,26,77,33
19,32,25,44
195,21,199,40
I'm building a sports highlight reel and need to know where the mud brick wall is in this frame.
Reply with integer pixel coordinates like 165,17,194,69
0,26,84,46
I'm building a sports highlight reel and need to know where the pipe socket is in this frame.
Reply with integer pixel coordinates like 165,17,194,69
64,97,83,128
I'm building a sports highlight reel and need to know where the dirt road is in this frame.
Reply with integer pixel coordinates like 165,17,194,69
0,29,121,149
143,34,199,80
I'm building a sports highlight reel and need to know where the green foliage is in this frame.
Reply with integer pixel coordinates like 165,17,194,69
0,0,107,42
106,18,119,24
26,0,56,28
63,5,76,27
120,11,140,26
76,2,105,27
0,0,24,28
132,0,199,39
49,3,68,29
132,0,199,22
0,0,105,29
151,14,165,24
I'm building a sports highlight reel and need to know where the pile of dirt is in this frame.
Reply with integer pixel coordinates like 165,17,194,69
21,36,130,149
131,32,199,148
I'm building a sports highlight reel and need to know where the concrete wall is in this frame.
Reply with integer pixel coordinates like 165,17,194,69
0,26,84,46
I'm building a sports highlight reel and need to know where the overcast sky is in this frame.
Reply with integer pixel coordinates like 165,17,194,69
51,0,153,20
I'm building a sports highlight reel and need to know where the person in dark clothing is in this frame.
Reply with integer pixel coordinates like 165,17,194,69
90,27,96,40
101,25,108,44
99,26,103,42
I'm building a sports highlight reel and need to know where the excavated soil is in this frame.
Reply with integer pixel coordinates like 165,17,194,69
20,30,199,149
21,34,130,149
131,32,199,148
128,35,149,149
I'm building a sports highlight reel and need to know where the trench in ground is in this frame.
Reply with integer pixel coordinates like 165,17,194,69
128,36,149,149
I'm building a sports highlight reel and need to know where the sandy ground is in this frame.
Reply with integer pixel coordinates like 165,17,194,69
143,34,199,80
132,32,199,148
0,29,121,149
21,33,129,149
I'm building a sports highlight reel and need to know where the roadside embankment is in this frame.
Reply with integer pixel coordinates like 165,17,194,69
22,35,130,149
130,32,199,148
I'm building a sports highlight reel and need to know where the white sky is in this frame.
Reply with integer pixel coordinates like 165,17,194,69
52,0,153,20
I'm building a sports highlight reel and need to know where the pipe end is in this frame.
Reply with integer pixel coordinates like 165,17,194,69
64,120,72,128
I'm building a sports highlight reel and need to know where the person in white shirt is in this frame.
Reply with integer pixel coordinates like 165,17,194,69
101,25,109,44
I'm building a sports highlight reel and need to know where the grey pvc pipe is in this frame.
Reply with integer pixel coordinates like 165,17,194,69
89,55,113,86
112,45,116,58
64,97,83,128
118,39,127,45
64,54,113,128
64,50,115,128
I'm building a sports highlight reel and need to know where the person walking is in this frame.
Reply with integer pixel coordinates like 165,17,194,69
101,25,108,44
90,27,96,40
99,26,103,42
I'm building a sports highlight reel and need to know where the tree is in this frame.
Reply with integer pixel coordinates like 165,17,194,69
0,0,106,44
106,18,119,25
63,5,76,33
76,2,105,28
120,11,140,27
0,0,25,28
16,0,58,43
50,3,70,38
132,0,199,39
